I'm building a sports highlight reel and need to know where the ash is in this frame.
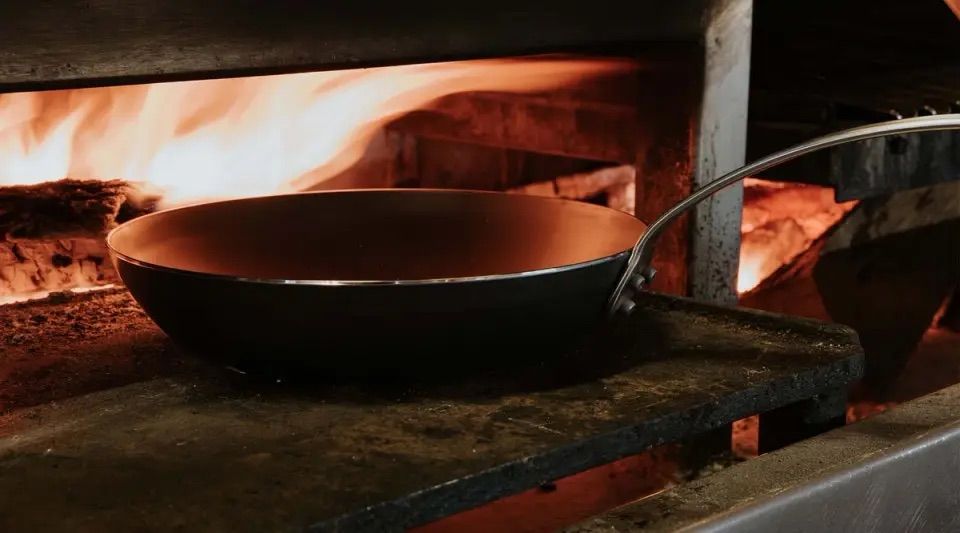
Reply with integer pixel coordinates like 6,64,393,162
0,288,184,413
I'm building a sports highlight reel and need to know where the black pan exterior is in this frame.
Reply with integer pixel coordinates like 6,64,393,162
108,190,646,377
114,255,627,377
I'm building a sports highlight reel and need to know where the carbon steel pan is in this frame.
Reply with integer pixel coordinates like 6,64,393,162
107,189,647,376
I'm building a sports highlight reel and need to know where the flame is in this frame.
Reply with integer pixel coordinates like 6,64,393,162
0,57,629,206
738,178,857,293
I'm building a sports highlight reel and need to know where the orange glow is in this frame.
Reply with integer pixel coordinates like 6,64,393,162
0,284,117,307
846,401,897,423
414,449,677,533
0,58,629,206
737,178,857,293
732,415,759,458
946,0,960,19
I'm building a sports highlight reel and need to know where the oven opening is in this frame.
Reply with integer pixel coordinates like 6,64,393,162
6,51,956,533
0,56,645,304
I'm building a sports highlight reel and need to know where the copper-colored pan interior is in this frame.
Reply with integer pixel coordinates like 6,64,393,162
108,190,648,282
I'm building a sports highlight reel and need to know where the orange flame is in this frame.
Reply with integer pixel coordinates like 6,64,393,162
0,58,630,206
738,178,857,293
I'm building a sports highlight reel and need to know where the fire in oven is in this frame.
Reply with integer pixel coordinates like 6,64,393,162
2,1,960,531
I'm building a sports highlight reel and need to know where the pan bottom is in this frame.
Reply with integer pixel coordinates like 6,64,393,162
116,254,629,382
168,317,599,381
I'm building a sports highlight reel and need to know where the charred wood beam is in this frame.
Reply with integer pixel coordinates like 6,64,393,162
388,92,638,164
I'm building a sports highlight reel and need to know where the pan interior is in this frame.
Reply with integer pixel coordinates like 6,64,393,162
108,190,647,281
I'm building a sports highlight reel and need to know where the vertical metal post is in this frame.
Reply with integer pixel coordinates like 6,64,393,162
689,0,752,304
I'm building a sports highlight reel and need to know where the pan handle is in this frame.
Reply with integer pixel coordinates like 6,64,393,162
608,113,960,315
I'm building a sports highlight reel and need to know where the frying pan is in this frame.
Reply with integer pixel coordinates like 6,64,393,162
107,115,960,376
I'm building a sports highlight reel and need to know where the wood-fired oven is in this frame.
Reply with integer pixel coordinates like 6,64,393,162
2,1,960,531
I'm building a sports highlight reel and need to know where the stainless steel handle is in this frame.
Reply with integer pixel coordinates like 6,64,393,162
608,113,960,315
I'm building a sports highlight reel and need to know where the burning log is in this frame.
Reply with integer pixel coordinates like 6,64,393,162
0,179,158,299
507,164,636,214
0,179,157,240
737,179,857,293
738,227,834,321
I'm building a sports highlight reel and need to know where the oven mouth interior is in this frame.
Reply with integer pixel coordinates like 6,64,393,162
106,189,648,284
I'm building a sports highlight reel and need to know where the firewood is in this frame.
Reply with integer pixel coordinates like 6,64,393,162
0,238,117,299
0,179,158,240
554,165,635,200
506,165,635,204
0,179,158,298
738,232,831,321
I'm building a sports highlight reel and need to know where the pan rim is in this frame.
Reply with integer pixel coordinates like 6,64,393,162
106,188,644,287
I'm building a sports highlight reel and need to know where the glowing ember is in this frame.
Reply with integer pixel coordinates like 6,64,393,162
738,178,857,293
0,284,116,307
846,401,897,423
731,415,759,458
0,57,629,206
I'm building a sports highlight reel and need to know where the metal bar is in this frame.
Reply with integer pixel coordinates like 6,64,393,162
570,383,960,533
0,0,709,91
700,421,960,532
830,129,960,201
688,0,753,305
